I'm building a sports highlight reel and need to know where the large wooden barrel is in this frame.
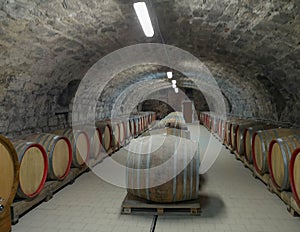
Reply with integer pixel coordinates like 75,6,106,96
13,141,48,198
0,135,19,232
234,120,257,155
118,120,126,146
124,118,131,140
89,128,104,164
268,135,300,191
32,133,72,180
53,129,90,167
129,118,135,138
229,119,253,149
224,118,238,146
243,123,279,163
217,118,226,141
289,148,300,208
252,128,300,175
111,121,120,151
96,121,113,153
126,134,200,203
133,117,140,136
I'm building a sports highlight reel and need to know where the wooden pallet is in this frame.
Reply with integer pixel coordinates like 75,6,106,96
242,159,254,172
252,169,270,186
289,197,300,216
121,193,201,216
234,151,243,162
268,181,291,206
268,181,300,217
11,167,89,224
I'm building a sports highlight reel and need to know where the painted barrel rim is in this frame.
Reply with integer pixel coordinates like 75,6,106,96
243,129,252,163
35,134,72,180
94,128,103,158
252,132,262,174
112,123,120,148
103,124,113,152
18,143,48,198
268,140,287,191
53,137,72,180
119,121,126,145
289,148,300,208
0,135,19,212
74,131,90,166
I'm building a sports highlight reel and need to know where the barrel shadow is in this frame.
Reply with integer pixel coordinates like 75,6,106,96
198,194,225,218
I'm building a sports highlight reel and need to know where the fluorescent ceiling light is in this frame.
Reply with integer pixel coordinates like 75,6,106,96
172,83,177,88
133,2,154,37
172,80,176,85
167,71,173,79
175,87,179,93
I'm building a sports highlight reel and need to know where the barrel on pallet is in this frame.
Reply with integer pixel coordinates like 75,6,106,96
268,135,300,191
126,134,200,203
243,123,279,164
224,118,236,146
110,121,120,151
89,128,104,165
53,129,90,167
217,117,226,142
229,119,252,149
0,135,19,232
289,148,300,209
252,128,300,175
13,141,48,199
30,133,72,180
234,120,257,155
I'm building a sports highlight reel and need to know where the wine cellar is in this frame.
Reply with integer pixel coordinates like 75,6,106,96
0,0,300,232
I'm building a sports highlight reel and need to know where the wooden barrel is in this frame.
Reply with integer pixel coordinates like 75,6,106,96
229,119,253,149
126,134,200,203
128,118,135,138
53,129,90,167
289,148,300,208
32,133,72,180
134,117,139,136
96,121,113,153
224,119,234,146
252,128,300,175
89,128,103,164
234,120,257,155
268,135,300,191
140,116,145,132
0,135,19,232
118,120,126,146
13,141,48,198
125,119,131,139
111,122,120,150
243,123,278,163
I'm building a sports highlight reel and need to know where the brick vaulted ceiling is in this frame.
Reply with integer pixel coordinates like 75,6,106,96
0,0,299,135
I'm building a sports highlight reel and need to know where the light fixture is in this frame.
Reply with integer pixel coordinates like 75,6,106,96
175,87,179,93
167,71,173,79
172,80,176,85
172,83,177,88
133,2,154,37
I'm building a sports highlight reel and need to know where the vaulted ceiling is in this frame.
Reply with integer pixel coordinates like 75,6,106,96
0,0,299,135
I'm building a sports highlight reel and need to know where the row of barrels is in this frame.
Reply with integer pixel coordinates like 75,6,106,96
0,113,156,201
199,112,300,209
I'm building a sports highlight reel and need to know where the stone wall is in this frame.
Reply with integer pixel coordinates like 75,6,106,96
0,0,299,136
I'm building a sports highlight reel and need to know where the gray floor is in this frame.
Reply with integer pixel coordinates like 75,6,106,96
12,125,300,232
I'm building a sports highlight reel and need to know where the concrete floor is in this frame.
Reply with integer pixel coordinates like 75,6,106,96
12,125,300,232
